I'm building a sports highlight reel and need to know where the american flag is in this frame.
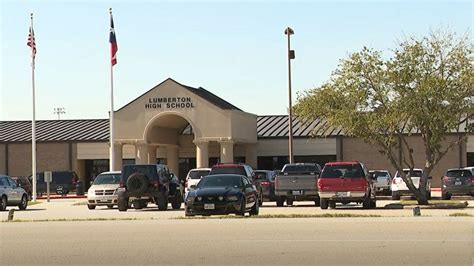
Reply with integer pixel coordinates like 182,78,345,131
109,14,118,66
27,26,36,59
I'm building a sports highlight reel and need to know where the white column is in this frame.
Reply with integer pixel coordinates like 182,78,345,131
135,143,148,164
113,143,123,171
147,146,157,164
194,140,209,168
219,140,234,164
167,145,179,176
245,144,257,169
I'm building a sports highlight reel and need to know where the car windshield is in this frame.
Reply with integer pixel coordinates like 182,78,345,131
397,170,423,177
189,170,210,179
210,167,246,176
284,165,319,173
446,170,471,178
371,171,389,178
321,164,364,178
255,172,268,181
123,165,158,180
94,174,121,185
198,175,242,189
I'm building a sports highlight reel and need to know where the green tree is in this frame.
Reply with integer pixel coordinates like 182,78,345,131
294,31,473,204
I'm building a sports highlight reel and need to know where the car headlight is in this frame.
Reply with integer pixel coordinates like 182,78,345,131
88,189,94,196
186,196,195,203
113,188,119,195
197,197,202,201
226,195,239,201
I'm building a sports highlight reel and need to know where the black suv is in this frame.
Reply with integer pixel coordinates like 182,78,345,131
33,171,79,195
117,164,183,211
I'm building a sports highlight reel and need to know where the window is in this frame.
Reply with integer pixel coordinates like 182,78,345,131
6,177,17,188
321,164,364,178
0,177,6,186
255,172,268,181
446,170,471,178
188,170,210,179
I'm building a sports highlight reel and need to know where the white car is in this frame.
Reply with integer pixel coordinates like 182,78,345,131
185,168,211,193
391,168,431,200
87,171,121,210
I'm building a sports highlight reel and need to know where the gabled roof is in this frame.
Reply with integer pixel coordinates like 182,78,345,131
116,78,242,112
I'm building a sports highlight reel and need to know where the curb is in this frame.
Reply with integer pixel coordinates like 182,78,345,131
36,195,87,200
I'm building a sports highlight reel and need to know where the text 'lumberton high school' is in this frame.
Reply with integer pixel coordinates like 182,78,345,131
145,97,195,109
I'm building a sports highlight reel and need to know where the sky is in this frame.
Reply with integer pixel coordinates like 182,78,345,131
1,0,472,121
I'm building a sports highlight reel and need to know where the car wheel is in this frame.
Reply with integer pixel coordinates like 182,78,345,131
157,195,168,211
391,191,400,200
87,204,96,210
259,192,263,207
426,191,431,200
107,205,114,209
250,197,259,216
171,195,182,210
18,194,28,210
276,197,285,207
370,199,377,209
286,198,294,206
320,198,328,209
237,198,246,216
442,193,451,200
329,201,336,209
362,196,371,209
126,173,149,194
314,196,321,207
185,207,194,217
118,197,128,212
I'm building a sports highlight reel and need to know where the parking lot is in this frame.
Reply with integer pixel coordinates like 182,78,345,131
2,194,473,221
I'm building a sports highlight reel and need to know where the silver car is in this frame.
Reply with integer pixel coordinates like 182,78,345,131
0,175,29,211
87,171,121,209
369,170,392,195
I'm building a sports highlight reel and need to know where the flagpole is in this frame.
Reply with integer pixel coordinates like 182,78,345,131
30,13,37,202
109,8,115,171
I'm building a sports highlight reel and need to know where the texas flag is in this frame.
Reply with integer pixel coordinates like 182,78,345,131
109,14,118,66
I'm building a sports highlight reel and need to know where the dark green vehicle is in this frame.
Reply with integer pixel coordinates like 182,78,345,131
117,164,183,211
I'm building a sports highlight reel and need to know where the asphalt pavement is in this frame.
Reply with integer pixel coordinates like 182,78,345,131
1,217,473,265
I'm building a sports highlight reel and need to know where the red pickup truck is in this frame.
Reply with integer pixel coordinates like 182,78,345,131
317,161,376,209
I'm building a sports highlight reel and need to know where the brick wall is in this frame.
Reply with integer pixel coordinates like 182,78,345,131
0,144,6,174
8,143,71,177
342,135,464,187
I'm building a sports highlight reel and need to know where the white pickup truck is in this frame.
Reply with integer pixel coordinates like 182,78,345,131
274,163,321,207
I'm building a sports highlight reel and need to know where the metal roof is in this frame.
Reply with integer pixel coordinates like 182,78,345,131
0,115,341,143
2,115,469,143
257,115,342,138
0,119,109,143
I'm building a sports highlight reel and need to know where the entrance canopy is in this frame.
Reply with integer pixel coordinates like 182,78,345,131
112,78,257,174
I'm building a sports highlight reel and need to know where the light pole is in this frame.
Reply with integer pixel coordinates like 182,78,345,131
53,107,66,120
285,27,295,164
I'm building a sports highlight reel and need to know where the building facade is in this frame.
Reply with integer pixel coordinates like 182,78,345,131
1,78,472,187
